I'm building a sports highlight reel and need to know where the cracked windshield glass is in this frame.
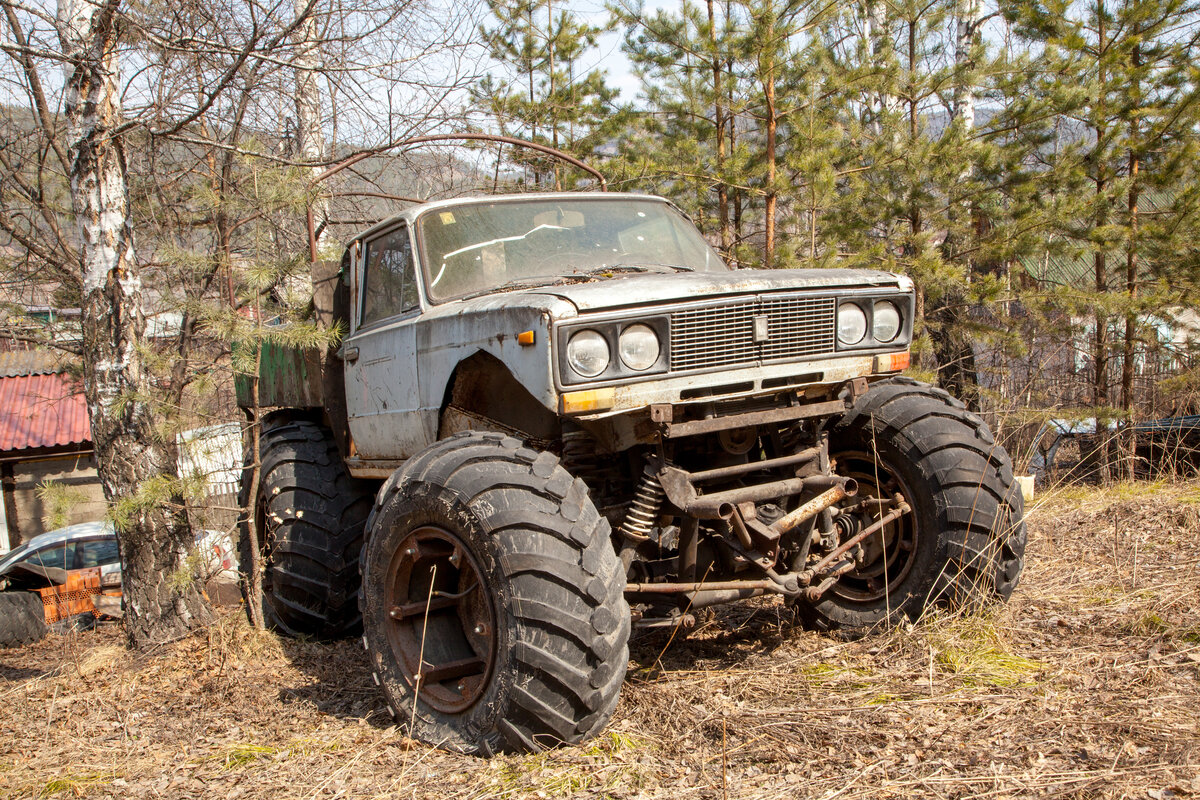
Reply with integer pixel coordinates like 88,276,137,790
418,197,727,301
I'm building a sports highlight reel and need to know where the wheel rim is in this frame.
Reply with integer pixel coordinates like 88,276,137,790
831,452,919,603
383,526,497,713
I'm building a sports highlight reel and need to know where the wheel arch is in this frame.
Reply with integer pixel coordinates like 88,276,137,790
437,350,561,444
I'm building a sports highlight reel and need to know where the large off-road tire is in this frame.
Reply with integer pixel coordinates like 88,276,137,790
0,592,48,647
242,418,374,638
360,432,629,754
794,377,1026,631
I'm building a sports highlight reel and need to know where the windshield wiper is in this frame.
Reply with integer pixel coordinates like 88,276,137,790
456,275,581,301
592,263,695,274
578,265,653,276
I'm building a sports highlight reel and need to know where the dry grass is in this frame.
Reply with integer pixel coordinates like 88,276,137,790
3,480,1200,799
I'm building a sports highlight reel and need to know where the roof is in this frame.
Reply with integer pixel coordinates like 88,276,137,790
0,372,91,451
0,350,70,378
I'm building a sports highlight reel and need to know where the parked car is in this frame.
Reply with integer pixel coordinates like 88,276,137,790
0,521,239,647
0,521,122,589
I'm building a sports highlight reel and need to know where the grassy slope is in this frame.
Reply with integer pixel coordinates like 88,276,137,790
2,481,1199,799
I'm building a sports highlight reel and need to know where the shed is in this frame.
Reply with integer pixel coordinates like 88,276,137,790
0,350,106,554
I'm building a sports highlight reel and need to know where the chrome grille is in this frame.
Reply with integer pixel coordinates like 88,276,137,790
670,295,836,372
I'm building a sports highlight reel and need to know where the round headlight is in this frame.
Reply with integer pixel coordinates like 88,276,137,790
566,330,610,378
873,301,902,343
838,303,868,345
619,324,660,371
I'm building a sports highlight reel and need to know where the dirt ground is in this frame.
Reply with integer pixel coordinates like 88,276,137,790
2,481,1199,799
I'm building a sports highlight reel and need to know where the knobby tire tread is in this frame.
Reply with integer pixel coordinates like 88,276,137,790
0,592,48,647
360,431,629,754
243,418,374,639
798,378,1027,631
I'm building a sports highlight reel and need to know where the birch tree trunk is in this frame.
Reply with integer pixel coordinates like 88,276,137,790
951,0,979,131
59,0,214,647
295,0,327,264
865,0,898,134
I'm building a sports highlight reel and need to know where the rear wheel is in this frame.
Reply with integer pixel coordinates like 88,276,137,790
361,432,629,754
793,378,1026,631
0,592,48,647
242,418,374,638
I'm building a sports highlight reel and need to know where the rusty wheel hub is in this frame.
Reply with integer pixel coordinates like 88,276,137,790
383,526,496,713
831,454,918,603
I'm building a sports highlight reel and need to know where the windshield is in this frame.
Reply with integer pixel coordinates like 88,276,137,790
0,542,35,574
417,197,727,302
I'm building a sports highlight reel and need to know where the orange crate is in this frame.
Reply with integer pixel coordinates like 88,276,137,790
35,567,101,624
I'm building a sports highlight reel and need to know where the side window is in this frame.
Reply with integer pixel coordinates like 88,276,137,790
26,543,73,569
361,225,418,326
75,538,120,569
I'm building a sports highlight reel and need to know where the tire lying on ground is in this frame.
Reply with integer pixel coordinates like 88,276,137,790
242,417,375,639
793,377,1027,632
0,592,48,648
360,432,629,754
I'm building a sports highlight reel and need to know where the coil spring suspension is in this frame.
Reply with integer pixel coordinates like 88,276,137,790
561,428,599,476
618,462,665,542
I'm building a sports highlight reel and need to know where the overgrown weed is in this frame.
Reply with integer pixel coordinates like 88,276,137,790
924,613,1042,688
218,743,279,770
39,772,121,797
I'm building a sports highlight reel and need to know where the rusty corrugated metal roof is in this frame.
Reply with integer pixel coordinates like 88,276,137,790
0,350,70,378
0,373,91,452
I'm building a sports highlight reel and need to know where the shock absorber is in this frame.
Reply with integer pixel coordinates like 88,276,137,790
619,461,666,543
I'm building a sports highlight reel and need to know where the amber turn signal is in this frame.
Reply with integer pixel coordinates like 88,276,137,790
874,351,911,372
517,330,536,346
561,388,615,414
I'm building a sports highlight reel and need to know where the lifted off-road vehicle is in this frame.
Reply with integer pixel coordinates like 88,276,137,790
240,192,1026,754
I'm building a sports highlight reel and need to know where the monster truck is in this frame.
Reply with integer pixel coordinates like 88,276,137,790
238,192,1026,754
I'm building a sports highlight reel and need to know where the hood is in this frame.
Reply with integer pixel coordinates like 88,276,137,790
526,268,910,312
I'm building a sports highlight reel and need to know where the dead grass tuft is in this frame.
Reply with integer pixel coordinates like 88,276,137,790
1,481,1199,798
925,613,1043,687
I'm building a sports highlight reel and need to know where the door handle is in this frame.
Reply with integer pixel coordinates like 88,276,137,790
339,345,359,363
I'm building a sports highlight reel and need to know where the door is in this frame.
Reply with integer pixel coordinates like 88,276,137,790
343,222,425,459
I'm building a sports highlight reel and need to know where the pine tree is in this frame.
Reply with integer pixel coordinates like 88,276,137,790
477,0,619,188
615,0,848,268
822,0,970,373
1005,0,1200,476
612,0,742,248
736,0,841,268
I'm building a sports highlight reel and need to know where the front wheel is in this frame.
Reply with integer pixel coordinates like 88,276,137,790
793,378,1026,631
360,432,629,754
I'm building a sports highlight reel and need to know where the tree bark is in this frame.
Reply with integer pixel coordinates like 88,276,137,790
951,0,979,130
547,0,561,191
295,0,326,265
930,0,982,407
762,59,777,268
1121,45,1140,480
1093,0,1112,483
866,0,898,133
726,2,741,267
707,0,730,255
59,0,214,647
